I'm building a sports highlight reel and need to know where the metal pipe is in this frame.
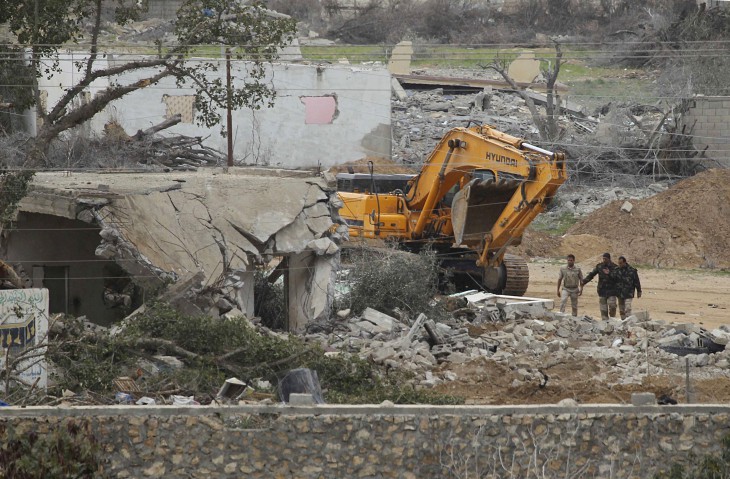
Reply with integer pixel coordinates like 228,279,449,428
522,142,554,158
226,48,233,169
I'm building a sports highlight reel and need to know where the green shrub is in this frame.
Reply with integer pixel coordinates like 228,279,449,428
343,246,440,316
124,302,258,355
48,302,462,405
254,271,287,330
0,420,103,478
48,317,131,394
655,434,730,479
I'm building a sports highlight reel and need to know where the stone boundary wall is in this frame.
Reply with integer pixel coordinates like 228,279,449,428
682,96,730,168
2,404,730,478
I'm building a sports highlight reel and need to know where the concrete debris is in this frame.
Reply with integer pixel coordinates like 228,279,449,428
620,201,634,213
297,292,728,393
544,186,662,220
631,393,656,406
361,308,398,332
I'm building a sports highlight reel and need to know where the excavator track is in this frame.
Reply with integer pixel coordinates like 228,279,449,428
501,254,530,296
482,253,529,296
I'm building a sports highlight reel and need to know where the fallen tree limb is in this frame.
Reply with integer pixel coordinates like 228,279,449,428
133,114,182,140
133,338,199,361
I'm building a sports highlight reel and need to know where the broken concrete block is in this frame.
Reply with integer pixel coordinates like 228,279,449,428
336,309,350,319
620,201,633,213
711,329,730,345
424,320,445,345
371,347,398,363
288,393,315,406
361,308,397,332
496,296,554,317
555,327,571,338
633,310,650,322
391,77,408,102
404,313,428,344
657,334,686,347
322,170,337,187
354,321,383,335
689,354,709,367
307,237,339,256
594,321,614,335
445,352,469,364
631,392,656,406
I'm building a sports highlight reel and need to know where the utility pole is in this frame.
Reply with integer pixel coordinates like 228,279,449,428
226,47,233,169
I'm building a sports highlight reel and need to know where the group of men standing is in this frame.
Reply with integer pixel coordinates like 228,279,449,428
556,252,642,320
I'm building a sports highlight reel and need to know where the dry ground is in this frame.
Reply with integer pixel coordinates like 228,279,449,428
526,260,730,330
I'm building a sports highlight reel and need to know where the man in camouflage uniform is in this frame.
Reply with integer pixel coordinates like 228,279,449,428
613,256,642,319
556,254,583,316
582,252,618,321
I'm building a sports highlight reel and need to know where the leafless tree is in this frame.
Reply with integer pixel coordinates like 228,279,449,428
485,43,564,142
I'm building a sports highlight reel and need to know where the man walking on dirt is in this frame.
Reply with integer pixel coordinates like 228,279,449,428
613,255,642,319
557,254,583,316
582,252,618,321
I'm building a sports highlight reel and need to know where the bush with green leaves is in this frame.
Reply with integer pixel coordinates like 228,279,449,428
654,434,730,479
343,246,441,317
48,317,131,394
123,303,461,404
45,302,463,405
0,420,103,478
254,271,287,330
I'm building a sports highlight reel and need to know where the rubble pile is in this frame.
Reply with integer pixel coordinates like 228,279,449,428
545,183,666,219
302,293,730,399
392,87,541,165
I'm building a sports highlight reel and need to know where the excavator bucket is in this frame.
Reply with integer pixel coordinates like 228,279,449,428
451,178,521,247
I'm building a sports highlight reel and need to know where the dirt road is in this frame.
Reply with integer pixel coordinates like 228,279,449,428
526,260,730,329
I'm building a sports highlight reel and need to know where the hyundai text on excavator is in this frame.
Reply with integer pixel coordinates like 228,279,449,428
337,124,566,295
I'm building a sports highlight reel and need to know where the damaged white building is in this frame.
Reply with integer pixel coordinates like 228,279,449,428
1,169,344,331
24,54,392,169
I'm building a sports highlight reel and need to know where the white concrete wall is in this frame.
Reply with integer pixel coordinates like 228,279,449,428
34,54,392,169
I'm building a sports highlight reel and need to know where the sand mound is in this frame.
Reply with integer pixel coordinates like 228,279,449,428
566,169,730,268
510,230,562,258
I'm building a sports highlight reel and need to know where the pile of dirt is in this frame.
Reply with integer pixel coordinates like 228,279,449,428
565,169,730,268
434,355,730,405
510,230,561,259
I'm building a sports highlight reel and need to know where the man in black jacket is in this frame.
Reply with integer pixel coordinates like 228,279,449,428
582,252,618,320
613,256,642,319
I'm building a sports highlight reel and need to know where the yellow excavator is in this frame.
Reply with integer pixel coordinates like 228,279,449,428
337,123,566,295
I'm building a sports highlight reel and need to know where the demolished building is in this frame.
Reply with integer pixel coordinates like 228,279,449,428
0,169,343,331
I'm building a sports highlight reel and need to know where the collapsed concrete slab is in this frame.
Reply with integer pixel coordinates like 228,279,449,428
1,169,340,331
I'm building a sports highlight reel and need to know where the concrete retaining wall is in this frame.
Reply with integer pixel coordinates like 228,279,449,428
682,97,730,167
2,404,729,478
